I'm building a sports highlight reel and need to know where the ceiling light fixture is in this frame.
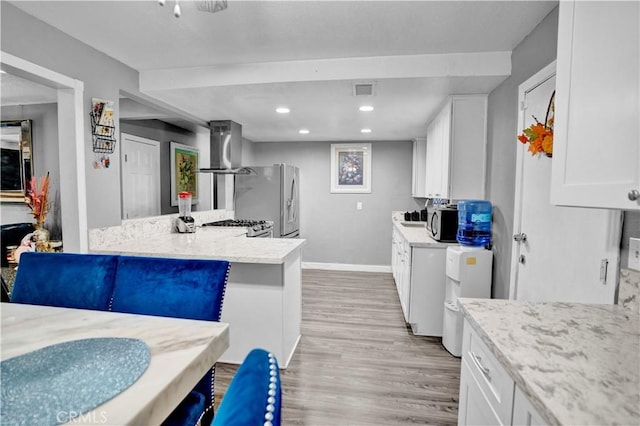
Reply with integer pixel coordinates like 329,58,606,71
158,0,228,18
359,106,374,112
299,129,310,134
361,128,372,133
173,0,181,18
276,107,290,114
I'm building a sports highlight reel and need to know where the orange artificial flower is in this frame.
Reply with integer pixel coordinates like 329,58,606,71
517,91,555,157
542,134,553,154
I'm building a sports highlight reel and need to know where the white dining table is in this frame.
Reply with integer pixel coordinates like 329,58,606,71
1,302,229,425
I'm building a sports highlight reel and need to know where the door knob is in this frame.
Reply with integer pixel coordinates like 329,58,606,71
628,189,640,201
519,255,526,264
513,233,527,242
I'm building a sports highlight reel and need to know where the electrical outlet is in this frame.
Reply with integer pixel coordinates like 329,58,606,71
629,237,640,271
356,202,363,211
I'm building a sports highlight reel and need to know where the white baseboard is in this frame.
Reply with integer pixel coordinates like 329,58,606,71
301,262,392,273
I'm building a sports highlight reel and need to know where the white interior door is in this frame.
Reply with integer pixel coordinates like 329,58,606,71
509,62,621,304
121,133,161,219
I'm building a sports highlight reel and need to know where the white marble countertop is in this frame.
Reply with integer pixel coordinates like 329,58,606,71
458,298,640,426
92,227,306,264
1,303,229,425
392,211,457,248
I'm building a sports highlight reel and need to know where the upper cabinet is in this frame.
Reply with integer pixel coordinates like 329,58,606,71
425,95,487,200
551,1,640,210
412,137,427,198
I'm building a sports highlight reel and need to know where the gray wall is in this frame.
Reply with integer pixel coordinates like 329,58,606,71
120,120,212,215
486,7,559,299
1,103,62,239
247,140,422,266
1,2,139,229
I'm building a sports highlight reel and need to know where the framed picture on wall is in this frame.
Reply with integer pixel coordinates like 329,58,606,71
170,141,199,206
330,143,372,193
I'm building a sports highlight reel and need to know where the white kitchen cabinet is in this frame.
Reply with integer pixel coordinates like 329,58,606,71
425,104,449,198
391,228,401,284
551,0,640,210
412,137,427,198
391,224,447,336
512,387,546,426
458,318,551,426
458,358,502,426
458,318,514,425
425,95,488,200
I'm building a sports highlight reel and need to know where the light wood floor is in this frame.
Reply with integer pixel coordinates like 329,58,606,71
214,269,461,425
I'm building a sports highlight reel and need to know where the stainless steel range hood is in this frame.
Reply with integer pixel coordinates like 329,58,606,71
198,120,253,174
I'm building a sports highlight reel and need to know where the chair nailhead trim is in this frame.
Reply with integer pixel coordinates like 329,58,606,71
263,352,278,426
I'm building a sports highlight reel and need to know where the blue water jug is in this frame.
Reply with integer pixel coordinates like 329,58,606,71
457,200,492,247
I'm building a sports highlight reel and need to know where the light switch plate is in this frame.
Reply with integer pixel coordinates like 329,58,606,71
629,237,640,271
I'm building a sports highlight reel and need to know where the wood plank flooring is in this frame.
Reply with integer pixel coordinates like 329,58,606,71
214,269,461,425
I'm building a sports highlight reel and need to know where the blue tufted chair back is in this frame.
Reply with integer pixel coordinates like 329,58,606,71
11,252,118,311
211,348,282,426
108,255,230,426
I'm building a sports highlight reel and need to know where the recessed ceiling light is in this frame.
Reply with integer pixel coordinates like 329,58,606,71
359,106,374,112
276,107,290,114
361,128,372,133
299,129,310,134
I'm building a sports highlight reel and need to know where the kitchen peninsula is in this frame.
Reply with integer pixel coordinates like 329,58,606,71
89,210,305,368
457,298,640,425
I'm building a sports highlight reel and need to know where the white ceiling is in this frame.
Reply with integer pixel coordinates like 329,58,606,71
6,0,557,142
0,72,57,106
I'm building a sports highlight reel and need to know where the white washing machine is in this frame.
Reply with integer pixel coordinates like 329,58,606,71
442,245,493,357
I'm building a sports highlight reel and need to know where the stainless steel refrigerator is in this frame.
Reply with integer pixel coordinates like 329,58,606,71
234,164,300,238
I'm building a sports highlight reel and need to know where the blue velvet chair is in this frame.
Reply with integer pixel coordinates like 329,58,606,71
10,252,118,311
212,348,282,426
108,255,230,426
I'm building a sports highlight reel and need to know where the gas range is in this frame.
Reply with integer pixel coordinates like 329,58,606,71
202,219,274,238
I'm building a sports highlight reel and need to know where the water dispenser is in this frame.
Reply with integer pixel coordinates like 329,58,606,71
456,200,492,247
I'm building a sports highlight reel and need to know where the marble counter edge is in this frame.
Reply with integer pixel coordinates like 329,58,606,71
458,298,561,425
91,237,307,265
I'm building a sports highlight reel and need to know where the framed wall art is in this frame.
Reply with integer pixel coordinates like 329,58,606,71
170,141,199,206
330,143,371,193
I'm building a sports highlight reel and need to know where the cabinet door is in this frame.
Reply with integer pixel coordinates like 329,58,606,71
449,96,487,200
412,138,427,197
426,105,449,198
408,247,446,336
391,228,400,282
458,358,502,426
399,242,412,322
512,386,546,426
551,1,640,209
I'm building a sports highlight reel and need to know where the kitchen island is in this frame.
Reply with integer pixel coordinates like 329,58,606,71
89,211,305,368
458,298,639,425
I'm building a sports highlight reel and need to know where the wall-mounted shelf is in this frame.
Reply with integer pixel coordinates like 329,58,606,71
90,99,116,154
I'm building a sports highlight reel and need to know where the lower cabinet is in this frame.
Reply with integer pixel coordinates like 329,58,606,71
458,318,546,426
459,358,503,425
512,387,546,426
391,226,447,336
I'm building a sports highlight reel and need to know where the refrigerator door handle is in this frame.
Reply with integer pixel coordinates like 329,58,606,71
288,175,297,223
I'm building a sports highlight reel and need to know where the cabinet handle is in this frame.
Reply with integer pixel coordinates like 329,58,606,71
628,189,640,201
470,351,491,379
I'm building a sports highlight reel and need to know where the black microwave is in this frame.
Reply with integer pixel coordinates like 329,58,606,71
427,205,458,242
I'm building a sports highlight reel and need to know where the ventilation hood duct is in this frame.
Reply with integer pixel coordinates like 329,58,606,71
198,120,253,174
